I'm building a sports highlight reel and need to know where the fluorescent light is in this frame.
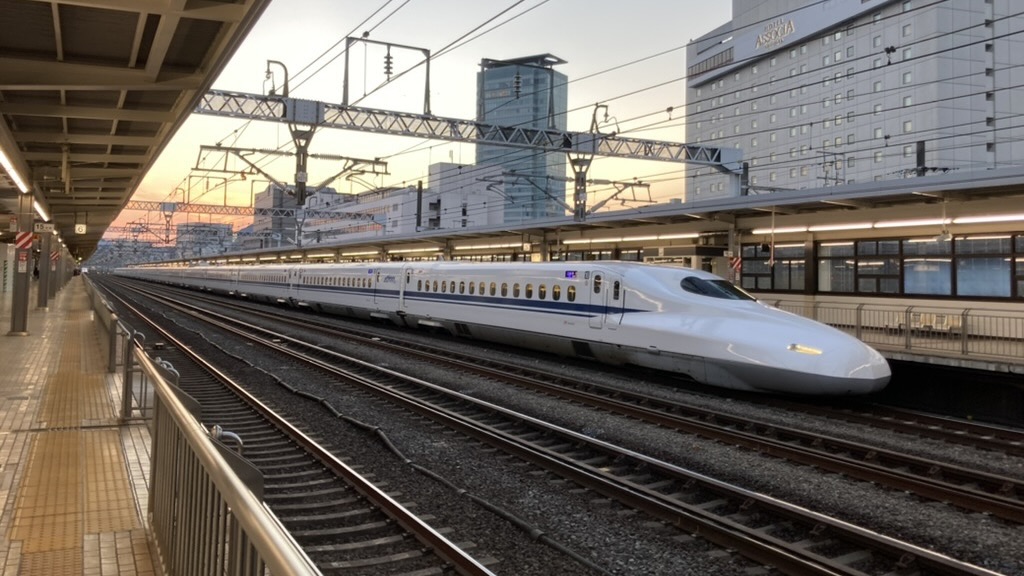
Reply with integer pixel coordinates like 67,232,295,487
454,242,519,250
562,239,591,245
953,213,1024,224
751,226,807,234
621,235,659,242
390,247,440,254
658,233,700,240
33,200,49,221
820,241,853,247
0,148,30,193
341,250,379,256
807,222,872,232
873,218,945,228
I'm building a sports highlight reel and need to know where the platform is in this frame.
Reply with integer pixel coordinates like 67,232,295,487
0,278,156,575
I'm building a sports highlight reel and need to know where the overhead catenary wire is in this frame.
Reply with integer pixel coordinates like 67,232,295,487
136,1,1024,240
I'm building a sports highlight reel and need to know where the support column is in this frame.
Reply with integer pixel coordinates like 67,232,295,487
8,194,32,335
37,231,51,309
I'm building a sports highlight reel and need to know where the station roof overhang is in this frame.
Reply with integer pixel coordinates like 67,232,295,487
0,0,273,261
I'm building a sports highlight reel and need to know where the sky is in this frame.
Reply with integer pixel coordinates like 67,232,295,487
112,0,733,237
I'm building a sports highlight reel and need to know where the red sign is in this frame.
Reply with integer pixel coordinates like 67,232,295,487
50,251,59,262
729,256,742,272
15,232,32,250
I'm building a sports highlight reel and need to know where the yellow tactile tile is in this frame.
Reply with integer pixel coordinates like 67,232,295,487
0,281,156,575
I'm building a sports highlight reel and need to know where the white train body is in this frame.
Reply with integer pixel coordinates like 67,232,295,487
115,260,891,395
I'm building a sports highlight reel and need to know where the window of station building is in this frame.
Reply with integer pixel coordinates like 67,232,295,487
740,243,806,292
903,238,952,295
956,236,1012,297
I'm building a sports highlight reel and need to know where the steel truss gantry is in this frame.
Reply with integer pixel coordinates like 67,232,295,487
195,90,743,219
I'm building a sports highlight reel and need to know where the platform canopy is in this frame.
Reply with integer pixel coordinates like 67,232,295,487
0,0,273,261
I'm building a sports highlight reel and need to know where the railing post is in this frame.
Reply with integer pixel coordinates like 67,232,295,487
120,331,146,421
902,306,913,350
855,304,864,339
107,313,119,373
961,309,971,355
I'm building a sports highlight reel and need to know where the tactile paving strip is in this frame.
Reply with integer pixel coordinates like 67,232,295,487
1,285,154,574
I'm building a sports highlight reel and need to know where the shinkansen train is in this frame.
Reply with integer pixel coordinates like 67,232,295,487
115,260,891,395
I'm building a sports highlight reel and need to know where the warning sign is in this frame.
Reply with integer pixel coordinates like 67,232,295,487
15,232,32,250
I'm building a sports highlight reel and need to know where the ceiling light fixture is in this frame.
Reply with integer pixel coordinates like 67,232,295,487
0,148,30,193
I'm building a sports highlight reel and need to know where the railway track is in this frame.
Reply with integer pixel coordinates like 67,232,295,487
101,277,1011,576
103,282,498,576
113,280,1024,523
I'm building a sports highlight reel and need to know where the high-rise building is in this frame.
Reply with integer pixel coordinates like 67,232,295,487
476,54,569,223
685,0,1024,200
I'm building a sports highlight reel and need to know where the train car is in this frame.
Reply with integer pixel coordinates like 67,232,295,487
117,260,891,396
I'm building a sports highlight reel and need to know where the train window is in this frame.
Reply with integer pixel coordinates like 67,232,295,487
594,275,603,294
513,283,521,297
406,272,412,285
478,281,485,295
501,283,508,296
418,279,423,290
613,280,621,300
460,281,466,294
441,281,447,293
552,284,561,301
539,284,547,299
489,282,496,296
449,281,456,293
525,284,534,298
468,281,474,294
433,280,439,292
680,276,756,300
567,286,576,302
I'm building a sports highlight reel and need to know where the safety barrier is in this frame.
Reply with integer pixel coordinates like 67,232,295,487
83,276,320,575
137,350,320,576
765,297,1024,362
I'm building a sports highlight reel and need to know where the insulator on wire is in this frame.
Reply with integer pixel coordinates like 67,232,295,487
513,71,522,99
384,49,394,78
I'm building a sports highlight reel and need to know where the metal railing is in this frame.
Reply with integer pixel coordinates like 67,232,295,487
764,297,1024,363
138,350,320,576
83,277,320,575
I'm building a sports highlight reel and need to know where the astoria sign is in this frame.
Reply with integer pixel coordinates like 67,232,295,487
755,18,796,51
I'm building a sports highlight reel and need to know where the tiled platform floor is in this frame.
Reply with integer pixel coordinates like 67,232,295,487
0,278,156,575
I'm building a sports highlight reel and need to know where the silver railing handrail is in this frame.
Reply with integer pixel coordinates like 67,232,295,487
764,296,1024,365
137,347,320,576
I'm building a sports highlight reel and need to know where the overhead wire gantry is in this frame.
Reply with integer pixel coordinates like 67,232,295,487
194,88,744,221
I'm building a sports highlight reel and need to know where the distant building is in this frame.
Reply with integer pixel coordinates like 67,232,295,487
476,54,569,223
296,163,508,245
685,0,1024,199
175,222,233,258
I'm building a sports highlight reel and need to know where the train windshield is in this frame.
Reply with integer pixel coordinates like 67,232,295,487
679,277,755,300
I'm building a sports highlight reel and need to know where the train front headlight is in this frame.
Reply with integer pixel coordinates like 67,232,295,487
787,343,823,355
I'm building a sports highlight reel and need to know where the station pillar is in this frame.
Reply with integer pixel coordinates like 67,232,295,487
7,194,32,335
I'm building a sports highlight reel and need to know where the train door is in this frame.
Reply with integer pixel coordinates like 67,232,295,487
287,267,300,300
400,265,413,311
588,270,624,329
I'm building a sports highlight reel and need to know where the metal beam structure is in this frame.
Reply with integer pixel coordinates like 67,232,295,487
196,90,743,173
